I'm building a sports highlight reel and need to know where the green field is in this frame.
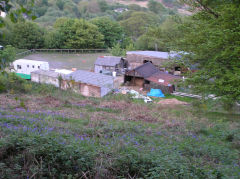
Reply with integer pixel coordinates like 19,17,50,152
23,52,110,70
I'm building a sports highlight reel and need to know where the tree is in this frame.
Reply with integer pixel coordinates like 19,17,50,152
148,0,167,14
136,16,183,51
91,17,124,48
137,27,168,51
98,0,109,12
119,11,161,40
12,21,44,49
0,0,36,73
175,1,240,105
56,0,65,10
44,30,63,49
0,45,16,72
53,18,104,49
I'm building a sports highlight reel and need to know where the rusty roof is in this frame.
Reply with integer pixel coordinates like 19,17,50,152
146,72,181,86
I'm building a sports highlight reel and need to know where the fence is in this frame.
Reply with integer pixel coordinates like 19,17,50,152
33,49,108,53
16,49,108,57
16,50,34,57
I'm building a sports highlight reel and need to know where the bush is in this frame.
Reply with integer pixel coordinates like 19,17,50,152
0,73,32,93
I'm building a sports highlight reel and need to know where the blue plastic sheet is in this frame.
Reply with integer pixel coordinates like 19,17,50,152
147,89,165,98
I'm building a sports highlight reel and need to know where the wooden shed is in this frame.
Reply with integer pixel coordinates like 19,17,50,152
125,62,181,93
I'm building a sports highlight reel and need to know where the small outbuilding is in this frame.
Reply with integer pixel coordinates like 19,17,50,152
125,62,181,93
61,70,114,97
31,69,73,87
126,51,179,69
94,56,127,75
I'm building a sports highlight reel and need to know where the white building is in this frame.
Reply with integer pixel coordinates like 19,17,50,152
13,59,49,79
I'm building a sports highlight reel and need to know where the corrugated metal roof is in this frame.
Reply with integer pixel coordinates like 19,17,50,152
126,62,181,86
134,62,159,78
95,56,122,67
127,51,178,59
146,72,181,86
66,70,114,88
31,70,60,78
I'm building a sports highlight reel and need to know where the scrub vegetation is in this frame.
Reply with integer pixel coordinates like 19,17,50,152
0,77,239,178
0,1,240,178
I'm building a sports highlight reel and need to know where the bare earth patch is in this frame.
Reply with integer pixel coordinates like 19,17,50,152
157,99,189,105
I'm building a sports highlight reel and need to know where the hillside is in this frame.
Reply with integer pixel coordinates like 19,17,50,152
26,0,184,26
113,0,181,8
0,81,239,178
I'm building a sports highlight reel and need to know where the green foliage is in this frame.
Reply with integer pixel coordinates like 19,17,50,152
56,0,65,10
91,17,124,48
175,2,240,105
52,18,104,49
44,30,63,49
136,16,183,51
109,43,126,56
98,0,109,12
0,73,32,93
110,42,136,56
0,96,239,178
0,45,16,72
12,21,44,49
119,11,161,40
148,0,167,14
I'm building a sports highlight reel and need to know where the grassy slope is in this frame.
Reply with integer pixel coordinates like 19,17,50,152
0,83,239,178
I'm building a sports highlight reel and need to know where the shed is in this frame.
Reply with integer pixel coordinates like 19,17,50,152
13,59,49,79
125,62,180,93
31,69,72,87
126,51,179,69
94,56,127,75
31,70,61,87
62,70,114,97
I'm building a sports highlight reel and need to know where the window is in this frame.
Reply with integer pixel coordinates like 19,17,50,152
32,65,35,68
17,65,21,69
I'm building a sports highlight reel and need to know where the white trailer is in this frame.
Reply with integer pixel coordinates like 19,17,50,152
12,59,49,79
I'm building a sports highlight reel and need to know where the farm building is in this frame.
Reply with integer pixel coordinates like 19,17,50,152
61,70,114,97
31,69,73,87
126,51,180,70
94,56,127,75
125,62,181,93
13,59,49,79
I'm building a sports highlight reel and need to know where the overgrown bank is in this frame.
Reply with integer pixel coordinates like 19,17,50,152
0,76,239,178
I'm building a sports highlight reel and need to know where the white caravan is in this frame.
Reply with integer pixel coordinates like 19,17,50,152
13,59,49,79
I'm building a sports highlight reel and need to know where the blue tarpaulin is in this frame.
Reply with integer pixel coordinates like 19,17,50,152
147,89,165,98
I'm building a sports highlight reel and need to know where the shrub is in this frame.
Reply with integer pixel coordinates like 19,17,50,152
0,73,31,93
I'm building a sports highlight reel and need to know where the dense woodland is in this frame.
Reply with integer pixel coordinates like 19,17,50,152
0,0,182,50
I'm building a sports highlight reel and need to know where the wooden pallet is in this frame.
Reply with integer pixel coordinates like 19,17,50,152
172,92,202,99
